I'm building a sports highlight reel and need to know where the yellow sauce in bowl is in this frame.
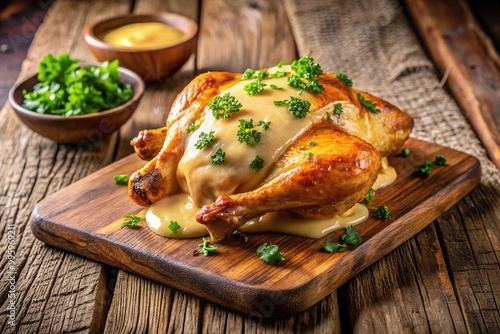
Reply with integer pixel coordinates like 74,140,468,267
99,22,185,49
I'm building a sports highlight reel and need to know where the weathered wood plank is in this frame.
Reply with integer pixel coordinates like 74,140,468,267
0,0,132,332
436,184,500,332
404,0,500,168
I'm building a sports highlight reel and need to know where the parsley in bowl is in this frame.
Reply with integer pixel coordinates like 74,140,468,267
9,53,144,144
22,53,133,116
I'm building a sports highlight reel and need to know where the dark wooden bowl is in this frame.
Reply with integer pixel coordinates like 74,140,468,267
84,13,198,83
8,67,144,144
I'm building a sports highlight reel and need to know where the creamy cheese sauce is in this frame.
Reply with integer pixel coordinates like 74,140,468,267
99,22,185,49
146,65,397,239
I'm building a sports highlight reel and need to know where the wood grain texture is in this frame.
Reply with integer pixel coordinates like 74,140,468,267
404,0,500,168
30,139,481,318
0,0,132,332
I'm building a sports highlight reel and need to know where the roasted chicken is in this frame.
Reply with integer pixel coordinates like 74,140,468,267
129,61,413,242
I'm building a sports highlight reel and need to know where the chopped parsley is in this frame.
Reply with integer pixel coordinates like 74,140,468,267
324,241,348,253
194,131,216,149
195,238,218,256
121,215,143,228
274,96,311,118
242,68,255,80
270,84,283,90
168,221,181,234
305,152,313,160
276,61,287,67
249,155,264,173
256,243,285,265
290,55,322,79
270,71,288,78
364,188,375,205
243,79,267,96
289,96,311,118
309,140,317,146
256,70,269,79
402,148,410,157
237,119,262,146
341,225,364,245
113,174,128,185
257,120,271,130
435,155,447,165
357,93,381,114
334,103,343,115
187,120,201,132
211,148,226,165
419,160,435,178
334,73,353,87
372,205,393,219
208,93,242,119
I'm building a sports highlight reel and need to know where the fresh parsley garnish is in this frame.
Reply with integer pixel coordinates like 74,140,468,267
305,152,313,160
256,243,285,265
334,103,343,115
211,148,226,165
290,55,322,79
113,174,128,185
435,155,447,165
196,238,218,256
194,131,216,149
341,225,364,245
364,188,375,205
357,93,381,114
168,221,181,234
187,121,201,132
257,120,271,130
273,99,289,106
237,119,262,146
249,155,264,173
372,205,393,219
334,73,353,87
402,148,410,157
288,96,311,118
243,79,266,96
276,61,287,67
274,96,311,118
419,160,435,178
208,93,242,119
22,53,132,116
121,215,143,228
270,84,283,90
324,241,348,253
256,70,269,79
242,68,255,80
270,71,288,78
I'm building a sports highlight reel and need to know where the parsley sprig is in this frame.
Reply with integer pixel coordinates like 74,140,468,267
243,79,267,96
334,73,353,87
194,131,216,149
256,243,285,265
372,205,393,219
249,155,264,173
274,96,311,119
357,93,381,114
208,93,242,119
211,148,226,165
195,238,218,256
113,174,128,185
168,221,181,234
324,225,364,253
237,119,270,146
121,215,143,228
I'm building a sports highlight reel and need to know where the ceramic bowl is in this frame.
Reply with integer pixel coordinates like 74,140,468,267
84,13,198,83
9,67,144,144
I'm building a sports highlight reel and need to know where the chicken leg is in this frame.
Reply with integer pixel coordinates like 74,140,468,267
196,120,381,243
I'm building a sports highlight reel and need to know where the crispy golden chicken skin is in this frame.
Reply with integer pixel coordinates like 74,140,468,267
197,120,381,242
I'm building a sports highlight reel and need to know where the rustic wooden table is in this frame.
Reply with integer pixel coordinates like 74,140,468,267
1,0,499,333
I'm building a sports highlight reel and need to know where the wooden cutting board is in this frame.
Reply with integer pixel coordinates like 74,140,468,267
30,138,480,318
